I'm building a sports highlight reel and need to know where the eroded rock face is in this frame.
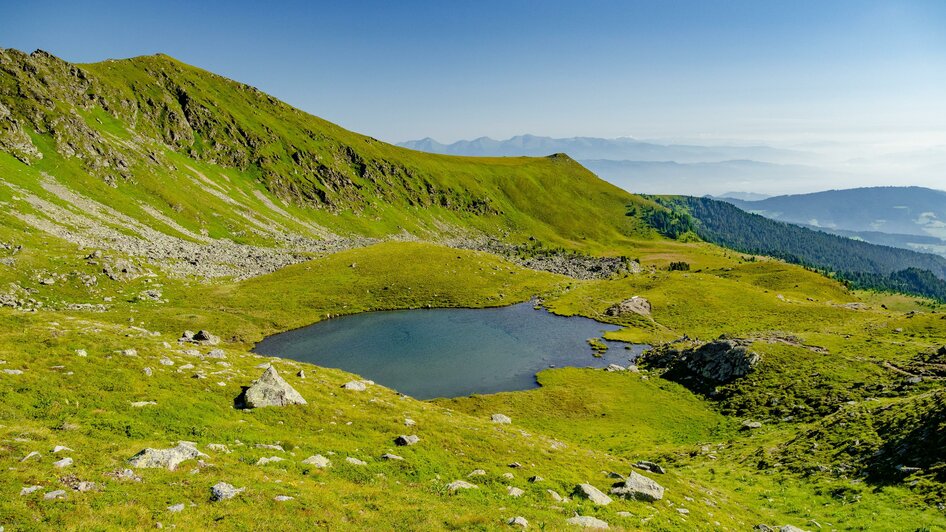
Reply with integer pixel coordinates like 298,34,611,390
128,441,207,471
605,296,651,317
610,471,664,502
242,367,307,408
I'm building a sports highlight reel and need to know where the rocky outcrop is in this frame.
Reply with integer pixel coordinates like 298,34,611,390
639,338,760,392
128,441,207,471
241,367,306,408
610,471,664,501
605,296,651,317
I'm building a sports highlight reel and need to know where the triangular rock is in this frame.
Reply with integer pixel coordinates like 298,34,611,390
243,367,307,408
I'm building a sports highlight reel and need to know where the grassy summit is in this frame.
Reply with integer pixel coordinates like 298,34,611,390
0,49,944,530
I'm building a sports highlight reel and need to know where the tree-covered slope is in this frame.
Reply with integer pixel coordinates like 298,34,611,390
647,195,946,300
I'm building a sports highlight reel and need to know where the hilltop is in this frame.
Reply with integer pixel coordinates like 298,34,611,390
0,49,944,531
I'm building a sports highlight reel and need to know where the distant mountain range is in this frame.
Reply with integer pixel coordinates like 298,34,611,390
720,187,946,257
399,135,815,164
398,135,841,195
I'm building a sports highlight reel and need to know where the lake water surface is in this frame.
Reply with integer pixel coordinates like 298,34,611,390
254,302,646,399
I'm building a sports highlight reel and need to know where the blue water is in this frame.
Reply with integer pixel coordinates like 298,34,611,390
254,302,646,399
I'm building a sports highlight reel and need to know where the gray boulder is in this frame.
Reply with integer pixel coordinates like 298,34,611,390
302,455,331,468
491,413,513,424
193,330,220,345
446,480,478,492
243,367,307,408
566,515,609,529
610,471,664,501
605,296,652,317
128,441,207,471
508,516,529,528
342,380,367,391
394,434,420,446
210,482,244,501
572,483,612,505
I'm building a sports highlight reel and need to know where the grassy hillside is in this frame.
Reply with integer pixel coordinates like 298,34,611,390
0,48,944,531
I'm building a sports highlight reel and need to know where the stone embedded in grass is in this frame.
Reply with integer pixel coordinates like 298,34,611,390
446,480,477,492
566,515,609,529
297,369,305,378
345,457,367,466
605,364,626,372
206,349,226,359
142,367,153,377
159,357,174,366
274,495,294,502
468,469,486,477
491,413,512,424
342,380,367,391
122,348,137,357
302,455,331,468
19,451,40,462
506,486,525,498
75,349,87,357
255,443,284,451
52,445,72,453
742,420,762,430
528,475,544,483
168,503,185,513
52,457,73,468
394,434,420,446
381,453,404,461
43,490,67,501
256,456,284,466
547,489,565,502
128,441,207,471
206,443,231,454
20,485,43,496
210,482,244,501
130,401,157,408
242,367,307,408
609,471,664,502
3,369,23,375
404,418,416,427
508,516,529,528
573,483,612,505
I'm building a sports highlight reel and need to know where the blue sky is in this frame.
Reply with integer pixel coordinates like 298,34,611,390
2,0,945,146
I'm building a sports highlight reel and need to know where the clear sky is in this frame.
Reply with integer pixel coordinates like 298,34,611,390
2,0,945,147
